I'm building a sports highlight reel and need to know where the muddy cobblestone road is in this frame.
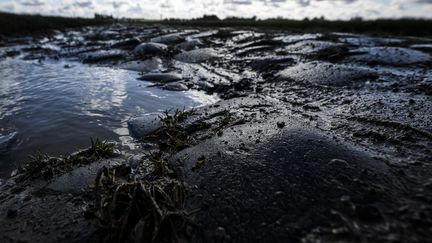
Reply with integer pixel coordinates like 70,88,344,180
1,24,432,242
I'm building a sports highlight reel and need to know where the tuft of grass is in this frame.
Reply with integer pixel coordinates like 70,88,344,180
144,151,174,176
18,138,115,180
94,167,199,243
145,108,196,153
92,108,205,242
160,108,196,126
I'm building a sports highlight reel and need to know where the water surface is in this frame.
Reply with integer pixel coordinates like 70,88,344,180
0,58,217,178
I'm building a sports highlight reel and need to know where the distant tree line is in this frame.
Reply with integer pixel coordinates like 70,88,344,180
94,13,114,20
159,14,432,37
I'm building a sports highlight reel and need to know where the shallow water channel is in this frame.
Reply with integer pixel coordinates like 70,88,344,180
0,58,217,178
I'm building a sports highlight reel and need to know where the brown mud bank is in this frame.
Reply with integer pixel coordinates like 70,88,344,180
1,24,432,242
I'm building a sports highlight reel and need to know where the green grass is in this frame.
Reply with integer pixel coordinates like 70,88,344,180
0,11,110,36
94,176,197,243
19,138,115,180
143,109,196,153
93,138,199,242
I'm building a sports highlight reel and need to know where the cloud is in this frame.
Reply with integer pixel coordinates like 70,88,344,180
73,0,93,8
296,0,358,7
20,0,44,7
0,0,431,20
160,3,171,8
224,0,253,5
109,1,128,8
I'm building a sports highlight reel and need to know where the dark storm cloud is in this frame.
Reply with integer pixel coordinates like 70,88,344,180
108,1,128,9
160,3,171,8
127,4,143,14
224,0,253,5
413,0,432,3
20,0,44,7
73,0,93,8
297,0,357,7
225,0,359,7
257,0,287,7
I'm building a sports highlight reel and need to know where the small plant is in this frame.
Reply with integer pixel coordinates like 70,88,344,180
95,176,199,243
159,108,196,127
21,151,57,180
86,138,116,159
145,151,171,175
90,108,215,242
146,108,196,152
18,138,115,180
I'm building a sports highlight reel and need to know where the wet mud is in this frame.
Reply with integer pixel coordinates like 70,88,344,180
0,24,432,242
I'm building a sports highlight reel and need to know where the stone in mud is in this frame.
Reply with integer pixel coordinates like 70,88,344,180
163,82,189,91
187,30,218,39
197,80,215,91
127,113,161,138
5,50,20,57
277,61,378,87
413,79,432,95
133,42,168,56
176,39,203,51
111,38,140,49
119,58,162,72
47,159,122,194
81,50,124,64
249,57,295,72
273,33,322,44
150,33,185,45
410,44,432,52
175,48,219,63
90,30,119,40
0,132,17,154
338,35,404,47
174,62,233,87
347,47,431,65
138,72,183,83
284,40,344,54
231,31,264,43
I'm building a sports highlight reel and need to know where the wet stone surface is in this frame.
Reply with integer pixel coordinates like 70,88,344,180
0,24,432,243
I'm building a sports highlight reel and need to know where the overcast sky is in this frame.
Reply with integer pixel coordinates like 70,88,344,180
0,0,431,20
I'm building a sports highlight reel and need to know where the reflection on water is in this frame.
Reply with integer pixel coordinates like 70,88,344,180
0,58,217,178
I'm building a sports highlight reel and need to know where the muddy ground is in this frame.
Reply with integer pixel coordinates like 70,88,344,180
1,24,432,242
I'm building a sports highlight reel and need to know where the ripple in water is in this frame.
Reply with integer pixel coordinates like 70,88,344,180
0,58,218,178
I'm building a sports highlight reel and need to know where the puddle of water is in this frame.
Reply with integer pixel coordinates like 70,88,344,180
0,58,217,178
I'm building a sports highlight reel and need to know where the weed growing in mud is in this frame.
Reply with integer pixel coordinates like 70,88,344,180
91,109,253,242
160,109,196,126
18,138,114,180
144,151,175,176
94,166,200,243
91,109,211,242
146,108,196,152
